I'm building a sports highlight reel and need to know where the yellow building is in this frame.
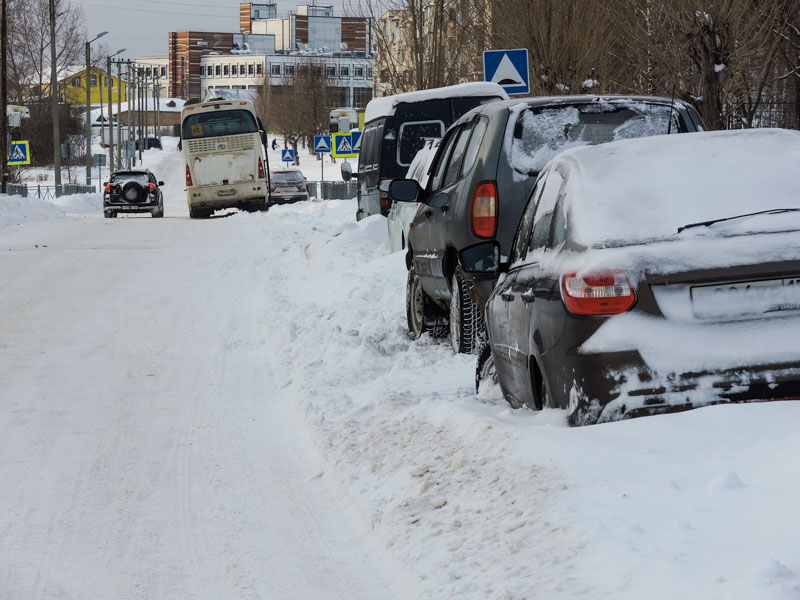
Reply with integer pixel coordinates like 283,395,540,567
58,66,128,105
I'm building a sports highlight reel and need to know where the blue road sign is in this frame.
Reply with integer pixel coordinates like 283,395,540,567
314,135,331,154
281,148,295,163
483,49,530,95
8,140,30,166
350,131,362,153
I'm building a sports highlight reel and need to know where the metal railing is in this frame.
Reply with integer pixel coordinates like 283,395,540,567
4,183,97,199
307,181,358,201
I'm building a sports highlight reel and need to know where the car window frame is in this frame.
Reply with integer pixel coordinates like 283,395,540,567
441,121,474,189
509,167,549,266
528,166,566,254
428,128,459,193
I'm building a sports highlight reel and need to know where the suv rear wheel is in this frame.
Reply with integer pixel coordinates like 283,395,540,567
406,264,448,339
450,266,484,354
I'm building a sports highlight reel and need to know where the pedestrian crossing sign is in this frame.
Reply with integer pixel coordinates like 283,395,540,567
8,140,30,165
331,132,359,158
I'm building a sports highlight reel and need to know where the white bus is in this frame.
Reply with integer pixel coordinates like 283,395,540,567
180,99,270,218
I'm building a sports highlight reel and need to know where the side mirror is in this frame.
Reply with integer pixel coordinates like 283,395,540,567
459,241,506,275
389,179,421,203
102,181,109,188
177,140,182,151
158,181,165,186
340,161,352,182
259,129,267,146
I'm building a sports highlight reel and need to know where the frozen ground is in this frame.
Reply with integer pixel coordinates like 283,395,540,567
1,137,799,599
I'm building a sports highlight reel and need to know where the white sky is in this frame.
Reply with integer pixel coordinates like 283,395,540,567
78,0,354,62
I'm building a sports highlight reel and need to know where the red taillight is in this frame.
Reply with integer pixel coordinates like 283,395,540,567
258,157,266,179
561,270,636,315
185,164,193,187
105,184,110,192
470,181,498,238
149,183,155,192
379,176,390,212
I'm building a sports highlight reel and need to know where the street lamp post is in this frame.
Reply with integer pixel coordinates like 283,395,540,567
48,0,61,196
84,30,107,187
106,49,125,172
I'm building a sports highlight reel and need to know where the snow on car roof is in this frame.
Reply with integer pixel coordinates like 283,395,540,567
364,82,509,124
556,128,800,247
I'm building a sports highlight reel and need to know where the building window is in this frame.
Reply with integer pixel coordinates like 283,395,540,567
240,64,246,75
72,77,81,87
367,67,373,79
326,65,336,78
340,65,349,78
161,67,166,77
216,65,221,76
257,63,263,75
285,64,295,77
223,65,229,76
354,66,364,78
232,65,238,75
271,63,281,76
89,74,97,87
248,64,254,75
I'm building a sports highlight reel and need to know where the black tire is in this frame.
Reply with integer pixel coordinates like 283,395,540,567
475,342,499,393
450,266,484,354
104,210,116,219
406,264,448,339
189,208,211,219
152,200,164,218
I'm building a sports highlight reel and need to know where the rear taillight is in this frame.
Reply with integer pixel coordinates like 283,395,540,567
561,270,636,315
470,181,498,238
105,184,110,192
185,165,193,187
379,177,390,212
149,183,155,192
258,157,266,179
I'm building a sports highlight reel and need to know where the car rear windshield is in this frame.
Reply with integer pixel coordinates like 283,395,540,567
110,172,149,184
509,103,678,175
182,109,258,139
272,171,303,183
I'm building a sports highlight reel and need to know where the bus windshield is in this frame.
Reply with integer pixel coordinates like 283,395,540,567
182,109,258,139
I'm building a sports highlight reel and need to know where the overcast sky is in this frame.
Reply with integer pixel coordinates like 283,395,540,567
78,0,354,62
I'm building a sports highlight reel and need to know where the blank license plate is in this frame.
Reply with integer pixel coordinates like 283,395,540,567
691,277,800,318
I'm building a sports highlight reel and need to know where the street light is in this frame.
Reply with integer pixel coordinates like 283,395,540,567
84,30,107,187
105,48,125,172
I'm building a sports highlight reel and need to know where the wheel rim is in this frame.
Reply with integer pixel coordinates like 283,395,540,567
450,274,462,352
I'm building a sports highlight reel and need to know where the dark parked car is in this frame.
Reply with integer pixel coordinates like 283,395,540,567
462,128,800,425
391,95,704,354
136,136,162,151
268,167,309,205
103,169,164,218
356,82,508,221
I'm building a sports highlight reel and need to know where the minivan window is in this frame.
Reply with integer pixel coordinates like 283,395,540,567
442,122,473,188
397,120,445,166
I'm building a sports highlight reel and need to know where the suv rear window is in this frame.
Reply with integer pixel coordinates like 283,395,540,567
182,109,258,139
397,121,445,166
509,103,678,175
272,171,303,183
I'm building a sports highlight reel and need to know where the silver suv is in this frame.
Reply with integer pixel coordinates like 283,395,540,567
391,95,704,353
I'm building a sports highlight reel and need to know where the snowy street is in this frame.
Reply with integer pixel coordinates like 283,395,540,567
1,139,800,599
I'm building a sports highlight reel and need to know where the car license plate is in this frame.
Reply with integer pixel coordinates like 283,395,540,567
691,277,800,318
217,189,236,197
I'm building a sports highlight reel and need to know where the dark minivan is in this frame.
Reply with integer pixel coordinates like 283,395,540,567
355,82,508,221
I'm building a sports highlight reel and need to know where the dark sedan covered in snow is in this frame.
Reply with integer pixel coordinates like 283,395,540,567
463,128,800,425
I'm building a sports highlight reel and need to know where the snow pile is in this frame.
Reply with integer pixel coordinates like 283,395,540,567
0,193,65,230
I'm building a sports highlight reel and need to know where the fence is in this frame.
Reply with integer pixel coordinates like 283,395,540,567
5,183,96,199
307,181,358,201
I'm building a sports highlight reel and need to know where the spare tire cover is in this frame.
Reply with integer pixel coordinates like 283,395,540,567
123,181,145,203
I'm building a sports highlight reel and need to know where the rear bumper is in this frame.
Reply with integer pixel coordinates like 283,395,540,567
104,199,158,213
558,350,800,426
187,181,267,209
269,192,309,205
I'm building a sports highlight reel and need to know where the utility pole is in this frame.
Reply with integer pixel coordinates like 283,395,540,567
106,50,124,172
49,0,61,196
85,31,107,186
126,62,133,168
116,59,123,170
1,0,8,194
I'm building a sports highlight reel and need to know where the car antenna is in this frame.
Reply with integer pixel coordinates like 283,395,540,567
667,85,676,135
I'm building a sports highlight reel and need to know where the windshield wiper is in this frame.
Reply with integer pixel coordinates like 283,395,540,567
678,208,800,233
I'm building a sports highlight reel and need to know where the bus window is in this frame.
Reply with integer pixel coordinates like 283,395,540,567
182,109,258,139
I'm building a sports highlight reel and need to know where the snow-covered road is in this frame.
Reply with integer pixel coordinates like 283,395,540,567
2,138,800,600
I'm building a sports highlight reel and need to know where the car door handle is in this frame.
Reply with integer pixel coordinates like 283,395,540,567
521,290,535,304
500,292,515,302
424,209,433,218
440,204,448,213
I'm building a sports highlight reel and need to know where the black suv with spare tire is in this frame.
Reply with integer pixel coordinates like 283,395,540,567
103,169,165,218
391,95,704,354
